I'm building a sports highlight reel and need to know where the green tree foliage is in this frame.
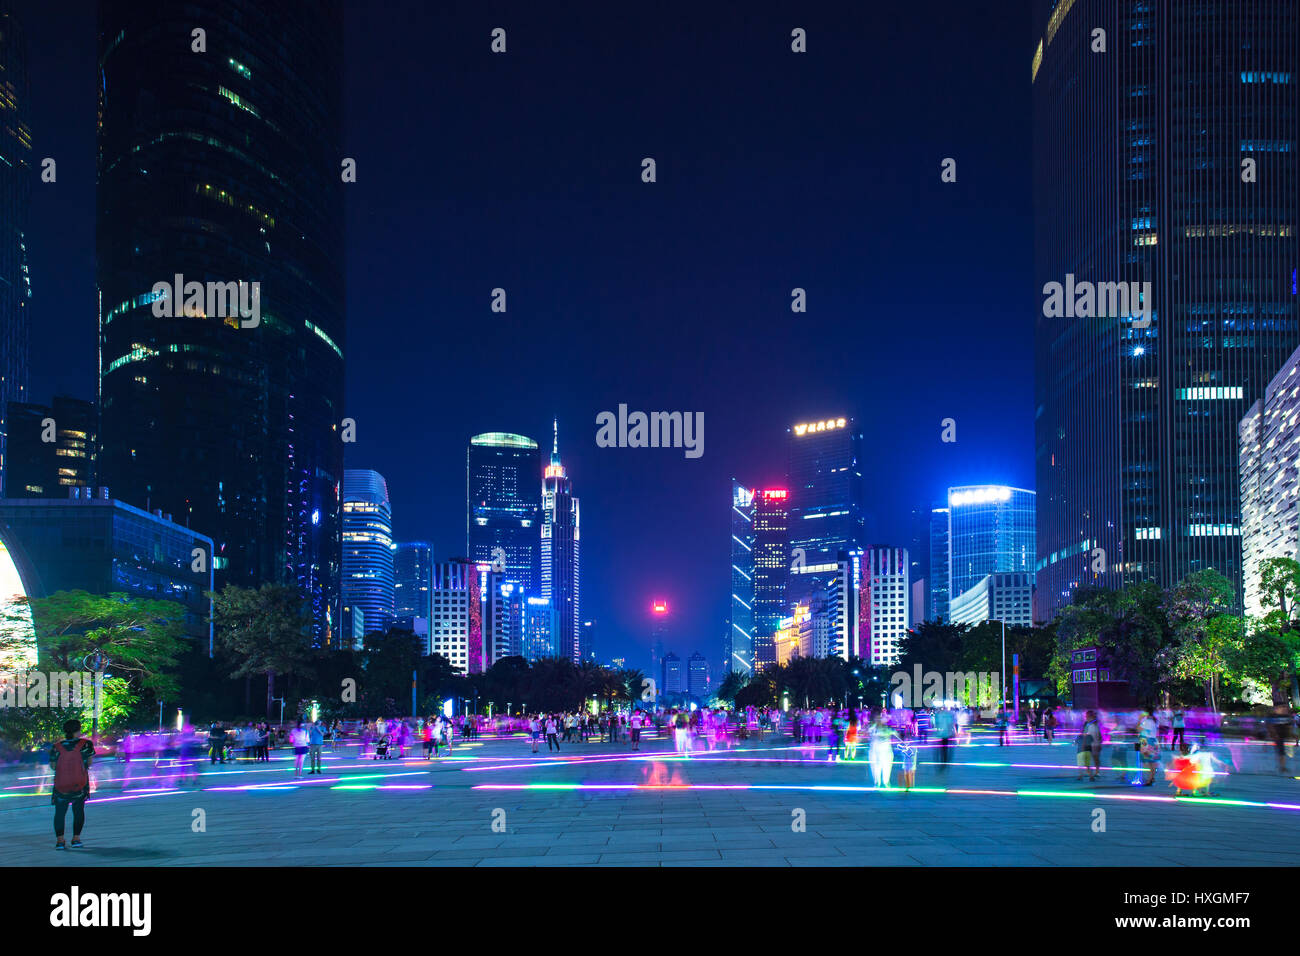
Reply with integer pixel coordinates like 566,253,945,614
210,584,315,718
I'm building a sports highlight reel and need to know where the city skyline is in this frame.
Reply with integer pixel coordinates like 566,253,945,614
19,1,1036,667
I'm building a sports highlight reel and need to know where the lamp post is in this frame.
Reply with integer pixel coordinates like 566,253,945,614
1000,619,1007,711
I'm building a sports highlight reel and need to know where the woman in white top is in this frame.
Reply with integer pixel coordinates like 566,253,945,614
290,722,310,778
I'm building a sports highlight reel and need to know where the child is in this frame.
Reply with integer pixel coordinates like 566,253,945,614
897,731,918,790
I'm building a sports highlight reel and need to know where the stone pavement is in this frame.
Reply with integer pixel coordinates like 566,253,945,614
3,731,1299,866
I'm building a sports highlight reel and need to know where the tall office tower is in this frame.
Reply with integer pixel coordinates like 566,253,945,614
0,0,31,498
1033,0,1300,619
661,652,683,694
728,482,756,675
751,489,790,670
430,558,483,675
467,432,540,595
823,549,863,660
96,1,345,644
928,506,950,621
479,565,521,664
523,597,558,661
393,541,432,631
1240,342,1300,616
947,486,1036,623
687,651,709,697
950,572,1036,628
786,416,865,602
341,470,394,637
3,397,96,497
580,619,596,663
862,546,910,666
540,421,580,662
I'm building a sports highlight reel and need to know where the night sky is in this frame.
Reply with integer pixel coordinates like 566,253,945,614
25,0,1034,669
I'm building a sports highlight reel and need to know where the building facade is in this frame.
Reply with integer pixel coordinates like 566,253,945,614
1240,343,1300,616
928,505,950,621
523,597,558,661
786,416,865,602
0,0,31,498
949,572,1035,628
3,397,95,498
948,486,1036,610
341,470,394,638
1034,0,1300,619
862,546,910,666
751,489,790,670
540,422,580,662
467,432,540,595
727,482,755,675
97,1,346,646
393,541,432,630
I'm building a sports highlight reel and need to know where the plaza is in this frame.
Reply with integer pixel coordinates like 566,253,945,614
3,729,1299,867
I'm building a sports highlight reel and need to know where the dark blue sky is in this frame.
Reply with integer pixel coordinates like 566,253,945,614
26,0,1035,670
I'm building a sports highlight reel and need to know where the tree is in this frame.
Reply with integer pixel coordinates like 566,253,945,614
210,584,314,719
1164,569,1237,708
715,670,748,705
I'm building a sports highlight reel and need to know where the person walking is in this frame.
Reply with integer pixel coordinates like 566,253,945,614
307,720,325,774
1171,707,1186,751
529,715,541,753
49,719,94,850
933,707,956,770
897,728,918,790
1137,708,1160,786
207,721,226,765
1044,707,1058,743
995,707,1010,747
290,721,310,778
630,710,643,751
545,715,561,752
867,715,897,788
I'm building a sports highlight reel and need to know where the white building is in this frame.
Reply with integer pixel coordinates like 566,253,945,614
864,546,909,666
1240,345,1300,617
949,572,1035,628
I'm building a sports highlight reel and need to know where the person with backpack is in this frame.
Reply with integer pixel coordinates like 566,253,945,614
50,719,95,850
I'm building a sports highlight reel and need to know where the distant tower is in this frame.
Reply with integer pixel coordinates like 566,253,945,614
541,419,581,663
341,470,395,638
467,432,541,594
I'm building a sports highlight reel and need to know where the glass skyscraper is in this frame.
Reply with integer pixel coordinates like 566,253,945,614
1034,0,1300,618
928,505,950,621
540,421,580,663
728,481,755,675
947,485,1036,617
467,432,540,596
751,488,790,670
342,470,394,638
3,396,95,497
96,1,345,644
393,541,432,628
0,0,32,495
786,416,865,602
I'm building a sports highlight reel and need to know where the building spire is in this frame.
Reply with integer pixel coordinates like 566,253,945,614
551,417,560,466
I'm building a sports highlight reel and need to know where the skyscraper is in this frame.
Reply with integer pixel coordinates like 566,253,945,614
430,558,482,675
393,541,432,630
928,505,950,621
948,486,1036,617
751,489,790,670
862,546,910,666
467,432,540,595
0,0,32,496
787,416,865,601
540,421,580,662
523,597,558,661
341,470,394,638
1033,0,1300,619
96,1,345,644
687,651,709,698
728,482,756,675
3,397,95,497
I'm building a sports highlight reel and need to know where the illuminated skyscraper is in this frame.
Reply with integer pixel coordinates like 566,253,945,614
0,0,31,495
751,489,790,670
393,541,432,631
341,470,394,638
430,558,482,675
727,482,755,675
1034,0,1300,618
786,416,864,601
928,505,950,621
467,432,540,595
96,1,345,645
862,546,910,666
3,397,95,498
523,597,558,661
947,485,1035,625
540,421,580,662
